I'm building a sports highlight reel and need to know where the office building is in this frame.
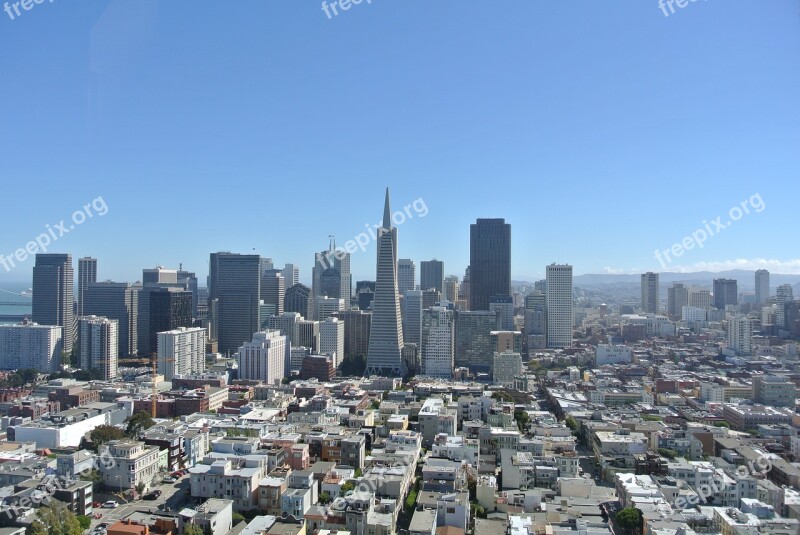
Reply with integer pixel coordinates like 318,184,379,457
454,310,498,371
83,282,139,357
469,219,511,311
157,326,207,379
421,306,454,379
755,269,770,305
641,272,659,314
285,284,312,320
420,260,445,294
365,189,405,376
489,295,514,331
320,317,345,367
140,287,192,356
667,283,689,319
493,351,522,387
0,321,63,373
459,267,471,309
236,330,289,385
32,253,74,353
297,319,320,353
261,269,285,316
316,297,345,321
546,264,573,349
443,275,459,303
267,312,301,347
312,240,351,304
713,279,739,309
422,289,441,310
689,287,712,309
753,375,797,408
403,290,423,349
77,316,118,380
77,257,97,317
208,252,261,354
143,267,177,285
177,268,199,318
397,259,416,295
727,316,753,356
333,310,371,358
282,263,300,288
524,291,546,346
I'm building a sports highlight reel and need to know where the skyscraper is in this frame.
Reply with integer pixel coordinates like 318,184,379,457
421,306,454,379
546,264,573,349
524,291,547,349
727,316,753,356
667,283,689,320
403,290,423,349
77,315,118,380
320,317,345,367
333,310,371,359
469,219,511,311
157,326,206,379
397,259,416,296
84,282,139,357
490,295,515,330
236,330,289,385
312,240,351,305
208,252,261,354
282,263,300,288
713,279,738,310
641,272,659,314
443,275,459,303
420,259,445,293
177,268,199,318
755,269,770,305
365,189,405,376
454,310,498,371
32,253,74,354
285,284,312,319
145,287,193,355
77,257,97,317
261,269,285,316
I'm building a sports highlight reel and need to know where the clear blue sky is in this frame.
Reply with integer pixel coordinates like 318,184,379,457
0,0,798,285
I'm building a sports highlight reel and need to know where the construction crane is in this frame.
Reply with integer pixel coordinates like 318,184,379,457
151,352,174,418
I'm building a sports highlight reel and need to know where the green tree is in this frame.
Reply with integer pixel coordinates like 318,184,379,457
471,502,486,519
184,526,205,535
319,492,332,505
514,410,530,432
126,410,156,437
136,481,146,496
90,425,125,450
76,516,92,530
565,416,579,433
33,500,83,535
233,512,246,524
616,507,642,535
657,448,678,460
341,480,356,494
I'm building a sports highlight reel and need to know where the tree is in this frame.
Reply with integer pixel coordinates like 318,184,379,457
90,425,125,450
233,512,247,524
616,507,642,535
471,502,486,519
80,469,102,492
76,516,92,530
319,492,332,505
33,501,83,535
514,410,530,432
341,480,355,494
136,481,146,496
565,416,579,433
126,410,156,437
657,448,678,460
184,526,205,535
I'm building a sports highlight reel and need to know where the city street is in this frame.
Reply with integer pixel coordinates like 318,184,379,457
87,474,191,532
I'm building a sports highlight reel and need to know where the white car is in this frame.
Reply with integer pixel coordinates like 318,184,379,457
101,500,119,508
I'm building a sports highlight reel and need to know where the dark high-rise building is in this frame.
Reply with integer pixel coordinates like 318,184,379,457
469,219,511,311
285,283,312,319
312,241,351,304
334,310,372,358
365,189,405,376
177,269,199,318
148,288,192,354
32,253,74,353
208,252,261,354
755,270,770,305
84,281,139,357
77,257,97,317
420,260,444,294
454,310,499,372
713,279,738,310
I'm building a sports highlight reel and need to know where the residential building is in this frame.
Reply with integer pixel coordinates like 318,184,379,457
77,315,118,380
158,326,207,379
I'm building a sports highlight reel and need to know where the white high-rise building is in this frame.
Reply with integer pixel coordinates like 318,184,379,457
320,317,345,367
398,259,416,296
755,269,770,305
236,330,289,385
403,290,423,349
641,272,659,314
546,264,573,349
493,351,522,387
0,321,63,373
728,316,754,356
421,306,454,379
77,315,119,380
157,326,207,379
282,263,300,288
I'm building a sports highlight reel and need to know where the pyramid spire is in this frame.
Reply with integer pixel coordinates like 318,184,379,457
383,187,392,229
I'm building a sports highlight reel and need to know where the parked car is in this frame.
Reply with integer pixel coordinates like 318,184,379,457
101,501,118,509
143,490,162,500
162,476,177,484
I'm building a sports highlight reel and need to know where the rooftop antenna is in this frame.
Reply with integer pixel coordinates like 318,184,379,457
329,234,335,252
